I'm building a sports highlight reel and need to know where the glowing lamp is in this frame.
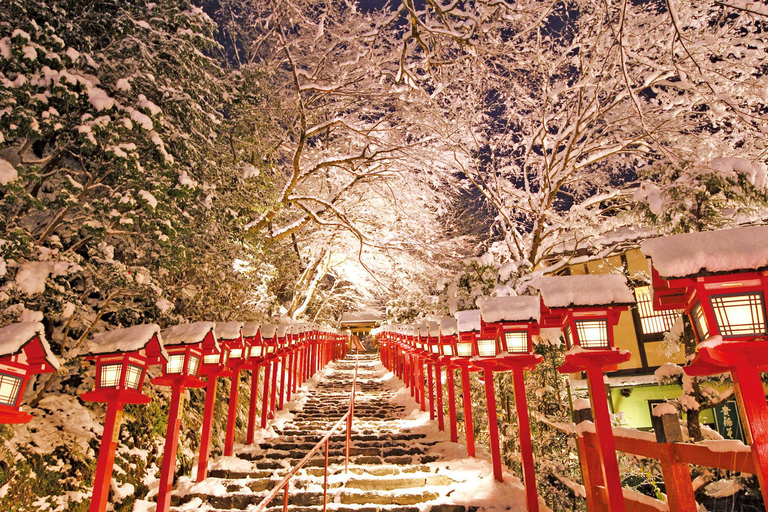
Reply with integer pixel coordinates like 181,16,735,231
454,310,481,357
0,323,60,424
439,318,458,357
477,295,541,355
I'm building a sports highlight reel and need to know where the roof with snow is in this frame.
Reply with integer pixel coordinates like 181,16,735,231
532,275,635,308
86,324,166,358
277,324,291,337
260,324,277,340
440,317,458,336
215,321,243,341
340,312,384,325
641,225,768,279
0,322,60,370
243,322,261,338
161,322,218,352
455,310,482,333
477,295,541,323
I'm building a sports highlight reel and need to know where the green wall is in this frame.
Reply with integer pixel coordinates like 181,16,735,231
609,384,715,430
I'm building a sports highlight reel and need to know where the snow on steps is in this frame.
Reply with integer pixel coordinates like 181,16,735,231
168,354,531,512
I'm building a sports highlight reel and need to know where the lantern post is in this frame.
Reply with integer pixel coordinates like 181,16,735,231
196,324,227,482
535,275,635,512
439,318,459,443
0,322,59,424
81,324,167,512
426,320,444,430
259,324,278,428
418,323,435,418
643,225,768,505
154,323,217,512
217,321,246,457
242,322,264,445
477,295,543,506
454,310,482,458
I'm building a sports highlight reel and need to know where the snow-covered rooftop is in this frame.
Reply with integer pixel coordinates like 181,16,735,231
532,275,635,308
477,295,541,323
242,322,261,338
161,322,217,348
215,321,243,341
276,324,291,337
0,322,60,369
260,323,277,340
86,324,165,357
440,317,458,336
455,310,481,332
641,225,768,279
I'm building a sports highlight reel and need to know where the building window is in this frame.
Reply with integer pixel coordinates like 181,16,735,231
634,286,680,334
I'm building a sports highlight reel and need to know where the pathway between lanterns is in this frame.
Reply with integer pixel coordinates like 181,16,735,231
165,353,537,512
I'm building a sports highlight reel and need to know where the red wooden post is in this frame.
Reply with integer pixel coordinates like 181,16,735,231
286,351,293,402
224,368,241,456
270,357,278,418
576,431,606,512
197,377,217,481
156,388,185,512
585,363,626,512
511,364,539,512
260,359,272,429
278,353,286,410
435,362,444,431
481,365,503,481
731,363,768,505
90,402,123,512
419,358,426,411
446,365,458,443
658,443,697,511
427,361,435,420
459,362,475,457
246,365,260,444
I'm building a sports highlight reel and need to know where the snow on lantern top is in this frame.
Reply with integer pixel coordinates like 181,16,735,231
215,322,243,341
161,322,218,351
260,324,277,340
477,295,541,324
455,310,482,332
242,322,261,339
641,225,768,279
86,324,167,361
440,317,458,336
533,275,635,309
276,324,291,338
0,322,60,371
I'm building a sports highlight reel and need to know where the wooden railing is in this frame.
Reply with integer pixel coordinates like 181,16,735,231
252,358,358,512
541,418,756,511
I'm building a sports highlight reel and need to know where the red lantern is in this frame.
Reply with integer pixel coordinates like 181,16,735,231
217,321,244,457
192,323,225,483
0,322,59,424
81,324,167,512
534,275,634,512
643,225,768,505
259,324,278,428
453,309,482,458
154,322,217,512
243,322,263,445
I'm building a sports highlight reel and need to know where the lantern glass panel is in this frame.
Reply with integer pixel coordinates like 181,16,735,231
456,341,473,357
187,355,201,376
203,354,220,365
166,354,185,374
267,345,275,354
442,344,453,356
505,332,529,353
0,374,23,406
125,365,143,390
563,325,573,349
230,348,243,359
692,302,709,340
477,338,497,357
100,364,122,387
575,319,609,349
430,344,440,354
710,293,767,337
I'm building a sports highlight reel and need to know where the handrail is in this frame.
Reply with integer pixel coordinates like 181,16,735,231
252,356,359,512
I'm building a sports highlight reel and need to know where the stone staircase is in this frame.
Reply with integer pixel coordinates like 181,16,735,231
169,354,487,512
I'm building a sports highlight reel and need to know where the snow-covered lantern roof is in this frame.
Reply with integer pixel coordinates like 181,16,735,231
216,322,247,367
533,275,634,350
425,321,441,356
82,324,167,404
477,295,541,356
643,226,768,344
242,322,264,360
260,324,278,356
439,317,458,357
0,322,60,423
156,322,217,386
454,310,481,357
276,324,291,350
415,323,429,352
